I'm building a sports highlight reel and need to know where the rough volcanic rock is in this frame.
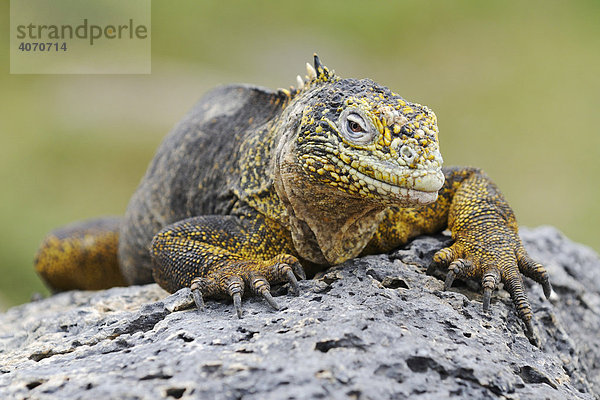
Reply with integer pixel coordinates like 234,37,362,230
1,226,599,399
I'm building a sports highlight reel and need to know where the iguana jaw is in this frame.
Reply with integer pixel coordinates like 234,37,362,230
328,155,444,206
297,145,444,207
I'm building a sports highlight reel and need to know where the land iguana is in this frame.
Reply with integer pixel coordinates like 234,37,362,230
34,55,551,336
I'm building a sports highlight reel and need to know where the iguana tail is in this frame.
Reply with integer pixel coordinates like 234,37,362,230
34,217,127,292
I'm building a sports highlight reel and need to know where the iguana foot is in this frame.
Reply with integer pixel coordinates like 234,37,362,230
189,255,305,318
428,235,551,337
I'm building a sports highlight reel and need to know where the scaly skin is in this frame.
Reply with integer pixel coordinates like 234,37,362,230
35,55,551,337
35,217,127,291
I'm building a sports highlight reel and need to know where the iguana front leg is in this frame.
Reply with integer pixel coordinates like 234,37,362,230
150,214,305,318
366,166,551,335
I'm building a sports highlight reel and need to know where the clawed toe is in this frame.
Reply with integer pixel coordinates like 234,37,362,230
249,273,279,309
444,269,456,290
284,267,300,295
232,292,243,318
481,272,499,313
516,250,553,299
482,286,492,312
268,259,305,296
428,246,457,275
443,259,473,290
271,263,301,295
190,278,205,312
291,262,306,280
260,290,280,310
542,280,552,299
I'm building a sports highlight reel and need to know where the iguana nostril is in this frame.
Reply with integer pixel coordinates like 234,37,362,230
399,145,417,162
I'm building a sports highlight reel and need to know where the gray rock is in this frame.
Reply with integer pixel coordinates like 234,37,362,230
0,226,599,399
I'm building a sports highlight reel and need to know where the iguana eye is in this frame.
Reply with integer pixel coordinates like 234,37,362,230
339,109,376,145
345,113,366,134
347,117,365,133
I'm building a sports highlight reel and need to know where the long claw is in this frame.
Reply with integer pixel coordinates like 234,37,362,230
425,263,436,276
261,290,280,311
523,316,540,346
226,277,245,319
524,318,534,337
190,278,205,312
542,280,552,299
270,261,302,295
292,262,306,280
233,292,243,318
192,287,204,312
444,270,456,290
443,259,473,290
481,272,498,313
285,268,300,295
482,287,492,312
249,274,280,311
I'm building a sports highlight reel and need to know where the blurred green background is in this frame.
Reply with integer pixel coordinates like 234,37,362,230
1,0,599,310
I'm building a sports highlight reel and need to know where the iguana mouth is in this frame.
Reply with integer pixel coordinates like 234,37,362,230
299,149,444,205
341,159,444,205
298,146,444,205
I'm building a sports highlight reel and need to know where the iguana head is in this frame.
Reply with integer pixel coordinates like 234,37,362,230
281,55,444,207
